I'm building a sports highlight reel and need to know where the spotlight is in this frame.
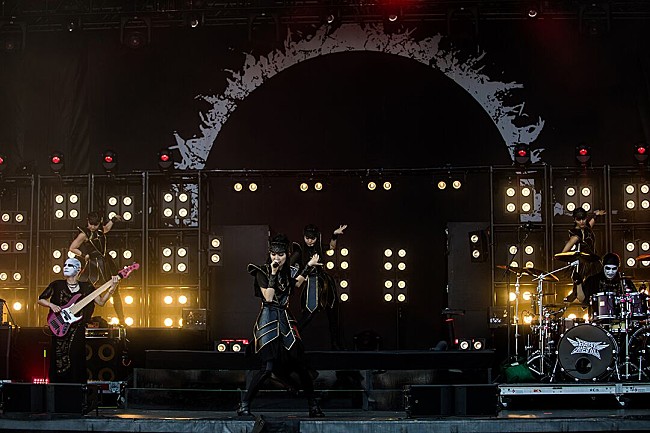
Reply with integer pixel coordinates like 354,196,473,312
513,143,530,167
576,143,591,166
49,151,64,174
634,143,648,164
469,230,488,262
158,149,174,171
187,13,202,28
120,16,151,48
472,338,486,350
102,149,117,173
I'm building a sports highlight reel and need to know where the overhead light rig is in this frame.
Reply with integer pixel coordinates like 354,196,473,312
2,0,650,33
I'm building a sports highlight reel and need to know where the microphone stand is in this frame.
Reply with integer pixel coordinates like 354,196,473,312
501,227,531,364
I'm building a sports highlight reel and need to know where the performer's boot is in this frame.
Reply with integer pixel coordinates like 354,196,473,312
237,368,271,416
237,401,251,416
563,289,577,303
308,398,324,418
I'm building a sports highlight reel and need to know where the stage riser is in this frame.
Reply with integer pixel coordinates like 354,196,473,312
128,369,487,411
0,383,98,414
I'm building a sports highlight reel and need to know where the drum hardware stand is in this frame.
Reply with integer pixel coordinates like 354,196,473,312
530,261,578,381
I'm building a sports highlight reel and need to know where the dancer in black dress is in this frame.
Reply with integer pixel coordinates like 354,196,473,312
69,211,124,324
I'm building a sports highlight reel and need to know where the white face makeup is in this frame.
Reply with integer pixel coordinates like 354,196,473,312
604,264,618,280
304,236,317,246
63,258,80,277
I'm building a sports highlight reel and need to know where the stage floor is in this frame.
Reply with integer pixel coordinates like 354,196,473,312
1,407,650,433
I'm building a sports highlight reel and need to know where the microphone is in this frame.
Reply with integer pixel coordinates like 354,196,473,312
271,261,279,269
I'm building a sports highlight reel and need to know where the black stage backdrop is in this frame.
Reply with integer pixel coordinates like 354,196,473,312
1,19,650,349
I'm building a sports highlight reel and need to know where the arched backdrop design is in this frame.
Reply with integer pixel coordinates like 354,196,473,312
173,23,545,170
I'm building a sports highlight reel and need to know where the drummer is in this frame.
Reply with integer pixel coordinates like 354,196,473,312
562,207,606,303
573,252,636,307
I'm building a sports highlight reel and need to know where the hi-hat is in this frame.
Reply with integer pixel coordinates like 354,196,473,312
497,265,559,282
554,251,600,262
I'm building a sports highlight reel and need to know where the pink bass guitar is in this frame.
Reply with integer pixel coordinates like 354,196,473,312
47,262,139,337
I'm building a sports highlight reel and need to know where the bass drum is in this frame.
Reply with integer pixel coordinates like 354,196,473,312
557,324,617,381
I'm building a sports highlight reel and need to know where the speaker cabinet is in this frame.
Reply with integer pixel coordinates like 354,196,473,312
1,383,45,412
404,384,498,417
86,338,126,381
1,383,98,414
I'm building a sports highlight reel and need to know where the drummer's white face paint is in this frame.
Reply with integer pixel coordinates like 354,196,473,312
604,264,618,280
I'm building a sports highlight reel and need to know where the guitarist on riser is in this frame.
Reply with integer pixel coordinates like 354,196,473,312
38,257,118,383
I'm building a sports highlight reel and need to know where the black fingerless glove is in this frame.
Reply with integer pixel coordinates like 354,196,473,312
300,265,314,278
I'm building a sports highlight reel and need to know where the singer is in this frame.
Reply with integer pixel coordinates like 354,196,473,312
237,234,324,418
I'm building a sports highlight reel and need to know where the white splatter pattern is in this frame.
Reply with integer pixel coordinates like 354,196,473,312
173,23,544,170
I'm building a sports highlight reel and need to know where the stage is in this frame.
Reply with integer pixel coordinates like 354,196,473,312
2,351,650,433
0,407,650,433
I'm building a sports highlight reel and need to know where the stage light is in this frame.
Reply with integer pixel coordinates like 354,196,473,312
576,144,591,166
125,317,134,326
458,339,471,350
513,143,530,167
635,143,648,164
233,182,243,192
469,230,488,262
0,153,6,173
101,149,117,173
157,149,174,171
339,279,350,302
120,16,151,48
13,301,22,311
164,318,173,327
367,181,377,191
49,151,64,173
208,235,223,266
124,295,134,305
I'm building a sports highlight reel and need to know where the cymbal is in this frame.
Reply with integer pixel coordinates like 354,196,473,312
636,254,650,262
554,251,600,262
497,265,559,282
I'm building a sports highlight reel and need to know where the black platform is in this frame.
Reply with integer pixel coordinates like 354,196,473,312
144,349,496,373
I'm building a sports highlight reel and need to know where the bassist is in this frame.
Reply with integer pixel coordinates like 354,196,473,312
37,257,118,383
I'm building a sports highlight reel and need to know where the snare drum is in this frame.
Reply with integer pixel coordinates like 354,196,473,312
590,292,618,322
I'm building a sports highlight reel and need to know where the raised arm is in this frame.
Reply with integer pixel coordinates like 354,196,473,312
103,214,122,234
296,254,321,288
69,231,88,259
329,224,347,250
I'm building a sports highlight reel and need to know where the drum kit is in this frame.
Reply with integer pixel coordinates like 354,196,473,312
500,251,650,382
